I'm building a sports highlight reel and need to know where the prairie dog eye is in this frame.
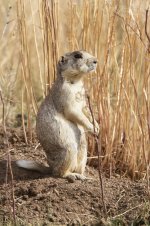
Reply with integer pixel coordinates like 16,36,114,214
61,56,65,63
74,53,83,59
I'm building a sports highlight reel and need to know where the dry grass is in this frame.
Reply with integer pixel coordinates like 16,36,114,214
0,0,150,182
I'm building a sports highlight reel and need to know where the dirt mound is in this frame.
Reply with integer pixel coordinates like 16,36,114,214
0,127,149,225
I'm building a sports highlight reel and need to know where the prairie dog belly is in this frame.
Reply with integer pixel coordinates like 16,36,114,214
54,113,81,151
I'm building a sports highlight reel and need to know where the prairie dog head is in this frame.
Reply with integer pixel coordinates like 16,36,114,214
58,50,98,79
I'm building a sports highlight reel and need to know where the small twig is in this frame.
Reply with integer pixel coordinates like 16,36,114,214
112,203,143,219
87,155,105,159
0,89,16,224
0,149,14,159
0,89,7,141
21,89,28,144
34,142,40,151
145,8,150,53
114,12,146,47
7,153,16,223
87,95,107,217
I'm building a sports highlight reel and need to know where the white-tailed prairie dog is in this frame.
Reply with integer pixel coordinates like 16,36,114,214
16,50,99,181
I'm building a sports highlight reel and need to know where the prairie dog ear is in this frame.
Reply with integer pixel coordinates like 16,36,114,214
59,55,68,65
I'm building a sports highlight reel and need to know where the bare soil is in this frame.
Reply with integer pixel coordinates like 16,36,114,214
0,127,149,225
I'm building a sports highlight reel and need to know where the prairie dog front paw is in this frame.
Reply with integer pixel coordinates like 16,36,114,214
94,120,100,136
87,120,99,135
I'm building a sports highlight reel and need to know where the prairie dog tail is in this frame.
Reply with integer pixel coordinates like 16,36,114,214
16,160,51,174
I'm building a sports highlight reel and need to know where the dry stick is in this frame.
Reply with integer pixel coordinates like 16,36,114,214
114,12,146,49
145,8,150,53
143,89,150,193
7,153,16,223
87,95,107,217
21,89,28,144
50,0,58,81
17,2,28,144
0,149,14,159
112,203,144,219
0,89,8,183
22,1,33,142
0,90,16,224
41,0,48,94
43,0,51,90
29,0,45,99
143,89,150,141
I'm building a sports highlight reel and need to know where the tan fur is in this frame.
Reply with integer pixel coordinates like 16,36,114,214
16,50,99,181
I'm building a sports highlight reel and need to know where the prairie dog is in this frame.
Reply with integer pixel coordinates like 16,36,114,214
16,50,99,181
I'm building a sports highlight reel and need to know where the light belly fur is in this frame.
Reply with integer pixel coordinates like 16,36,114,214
54,113,79,151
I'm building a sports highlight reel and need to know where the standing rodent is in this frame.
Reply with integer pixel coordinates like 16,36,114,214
16,50,99,181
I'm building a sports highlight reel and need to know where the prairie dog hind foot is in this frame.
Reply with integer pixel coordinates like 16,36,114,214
63,172,95,183
63,172,86,182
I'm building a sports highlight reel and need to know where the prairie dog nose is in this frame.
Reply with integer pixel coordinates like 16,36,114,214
93,59,98,64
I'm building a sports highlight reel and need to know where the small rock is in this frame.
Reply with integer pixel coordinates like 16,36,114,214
66,175,76,183
47,214,55,222
34,204,40,211
22,195,28,200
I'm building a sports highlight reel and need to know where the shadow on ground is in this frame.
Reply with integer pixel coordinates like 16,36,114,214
0,160,51,185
